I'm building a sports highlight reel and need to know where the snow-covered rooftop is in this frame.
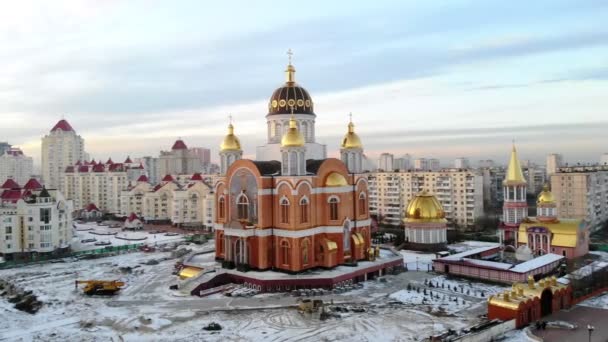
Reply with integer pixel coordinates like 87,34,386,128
441,245,500,261
510,253,564,273
462,258,512,270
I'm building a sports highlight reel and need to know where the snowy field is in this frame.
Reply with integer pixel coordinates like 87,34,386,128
0,246,486,341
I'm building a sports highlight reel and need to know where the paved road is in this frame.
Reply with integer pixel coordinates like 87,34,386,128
533,306,608,342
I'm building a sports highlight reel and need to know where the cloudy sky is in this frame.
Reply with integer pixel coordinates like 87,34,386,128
1,0,607,167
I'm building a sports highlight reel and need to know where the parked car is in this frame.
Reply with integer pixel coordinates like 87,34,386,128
164,232,180,236
94,241,112,246
81,238,97,243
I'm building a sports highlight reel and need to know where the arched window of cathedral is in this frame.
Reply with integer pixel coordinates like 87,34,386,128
280,240,290,266
280,197,290,224
271,121,277,138
328,197,340,221
236,193,249,221
218,196,226,219
358,192,367,215
299,197,309,224
302,239,310,265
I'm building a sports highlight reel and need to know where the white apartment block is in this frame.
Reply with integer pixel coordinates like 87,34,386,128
393,155,411,171
120,174,214,228
551,165,608,231
546,153,563,177
454,157,470,169
158,139,203,177
41,119,87,190
0,185,73,258
378,153,394,171
0,148,33,185
368,169,484,228
63,159,145,214
414,158,440,171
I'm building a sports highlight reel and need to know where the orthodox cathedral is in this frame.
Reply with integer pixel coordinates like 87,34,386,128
213,55,371,273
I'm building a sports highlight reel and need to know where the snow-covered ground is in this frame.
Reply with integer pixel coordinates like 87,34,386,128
0,245,486,341
579,292,608,310
400,250,436,271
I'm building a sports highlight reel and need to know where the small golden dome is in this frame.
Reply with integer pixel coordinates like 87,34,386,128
404,190,447,223
220,123,242,152
281,115,305,147
325,172,348,187
537,184,555,204
341,121,363,149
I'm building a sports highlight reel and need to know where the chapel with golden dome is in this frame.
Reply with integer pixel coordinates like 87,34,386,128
213,52,372,273
403,190,448,248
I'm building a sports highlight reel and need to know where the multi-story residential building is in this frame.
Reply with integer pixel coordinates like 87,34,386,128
368,169,484,228
523,163,547,195
190,147,211,166
414,158,441,171
393,154,411,171
454,157,470,169
0,179,73,259
480,166,506,211
378,153,394,171
157,139,203,177
41,119,87,190
0,148,33,185
551,165,608,231
120,173,214,229
546,153,563,177
479,160,495,168
63,158,145,214
135,156,160,184
0,142,11,156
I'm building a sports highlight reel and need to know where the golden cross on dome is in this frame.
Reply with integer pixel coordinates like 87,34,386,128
229,114,233,125
287,48,293,65
349,112,353,123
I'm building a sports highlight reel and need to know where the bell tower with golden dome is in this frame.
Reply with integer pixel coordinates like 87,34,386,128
499,144,528,245
280,111,307,175
256,50,327,162
340,113,364,173
219,116,242,175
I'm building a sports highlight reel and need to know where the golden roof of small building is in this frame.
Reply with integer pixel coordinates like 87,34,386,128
341,118,363,149
537,184,555,205
504,145,527,186
281,115,305,147
488,276,569,310
518,219,584,247
325,172,348,187
404,190,447,223
220,123,242,152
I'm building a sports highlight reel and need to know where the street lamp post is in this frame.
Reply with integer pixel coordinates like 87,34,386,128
416,257,419,271
588,324,595,342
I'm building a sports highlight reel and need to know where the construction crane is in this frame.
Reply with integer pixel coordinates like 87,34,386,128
75,280,125,296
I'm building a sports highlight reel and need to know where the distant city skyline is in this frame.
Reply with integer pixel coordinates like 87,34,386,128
1,1,607,165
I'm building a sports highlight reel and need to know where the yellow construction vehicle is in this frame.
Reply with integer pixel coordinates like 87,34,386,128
75,280,125,296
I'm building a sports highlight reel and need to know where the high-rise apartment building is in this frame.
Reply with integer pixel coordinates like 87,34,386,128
41,119,86,190
0,142,11,156
546,153,563,177
454,157,470,169
378,153,394,171
393,154,411,171
0,148,33,186
414,158,440,171
368,169,484,228
157,139,202,177
551,165,608,231
190,147,211,166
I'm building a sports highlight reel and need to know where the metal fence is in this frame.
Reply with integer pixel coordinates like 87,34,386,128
0,243,144,270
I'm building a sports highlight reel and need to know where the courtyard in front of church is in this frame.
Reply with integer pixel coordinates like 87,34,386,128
0,238,509,341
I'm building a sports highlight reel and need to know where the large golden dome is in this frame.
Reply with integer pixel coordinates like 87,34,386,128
341,121,363,149
220,123,241,152
281,116,305,147
268,62,314,115
537,185,555,205
404,190,447,223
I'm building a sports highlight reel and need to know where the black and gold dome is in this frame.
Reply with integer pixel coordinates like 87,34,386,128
268,63,315,115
